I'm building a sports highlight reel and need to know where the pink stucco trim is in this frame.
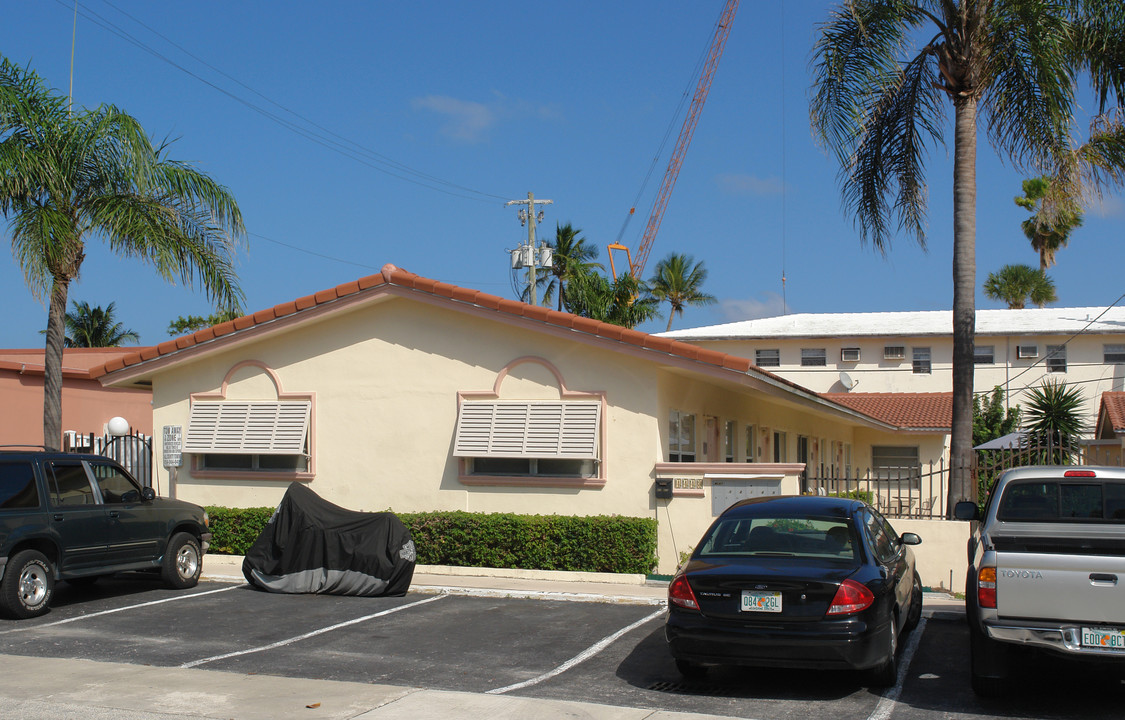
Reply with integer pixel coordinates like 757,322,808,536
186,360,317,479
456,356,608,488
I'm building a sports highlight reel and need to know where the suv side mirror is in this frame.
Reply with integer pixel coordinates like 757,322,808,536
142,487,156,501
953,501,979,521
899,532,922,546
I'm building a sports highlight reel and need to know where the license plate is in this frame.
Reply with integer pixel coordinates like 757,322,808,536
741,591,782,613
1082,627,1125,650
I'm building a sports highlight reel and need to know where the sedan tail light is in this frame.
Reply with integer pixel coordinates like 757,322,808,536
977,566,997,608
826,578,874,616
668,574,700,611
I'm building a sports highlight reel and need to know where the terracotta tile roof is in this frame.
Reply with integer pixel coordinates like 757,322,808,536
0,348,153,379
91,264,759,380
1100,392,1125,433
821,392,952,430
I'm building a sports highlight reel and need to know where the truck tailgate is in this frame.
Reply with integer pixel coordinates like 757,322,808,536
996,548,1125,624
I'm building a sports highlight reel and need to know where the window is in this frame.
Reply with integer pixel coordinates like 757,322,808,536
844,443,853,477
884,346,905,360
1017,344,1039,359
773,431,788,462
469,457,596,477
668,409,696,462
797,436,810,465
1046,344,1067,373
841,347,861,362
755,349,780,367
47,461,95,505
912,347,931,374
87,461,142,503
998,481,1125,523
801,348,827,367
1105,345,1125,364
974,345,994,364
185,400,312,473
872,446,920,482
861,509,900,564
0,461,40,509
724,421,736,463
743,424,756,462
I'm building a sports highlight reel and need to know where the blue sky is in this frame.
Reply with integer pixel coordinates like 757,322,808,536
2,1,1122,348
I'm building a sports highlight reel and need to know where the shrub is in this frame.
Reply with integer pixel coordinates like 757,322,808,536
204,506,658,575
830,489,875,505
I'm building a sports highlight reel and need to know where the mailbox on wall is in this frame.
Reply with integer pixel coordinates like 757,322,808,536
654,478,673,499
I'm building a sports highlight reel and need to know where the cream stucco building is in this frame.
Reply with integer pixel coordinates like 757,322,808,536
93,265,959,579
661,306,1125,434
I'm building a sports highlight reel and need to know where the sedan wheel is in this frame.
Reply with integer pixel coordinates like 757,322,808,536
867,617,898,687
904,572,923,632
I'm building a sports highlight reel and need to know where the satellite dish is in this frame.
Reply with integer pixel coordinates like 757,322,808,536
839,371,858,390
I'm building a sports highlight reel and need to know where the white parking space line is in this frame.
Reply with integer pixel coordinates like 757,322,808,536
867,617,928,720
0,585,243,635
486,607,666,695
180,593,448,668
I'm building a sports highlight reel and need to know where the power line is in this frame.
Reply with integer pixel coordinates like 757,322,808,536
56,0,509,203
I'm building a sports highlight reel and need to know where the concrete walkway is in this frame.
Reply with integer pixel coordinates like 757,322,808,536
0,554,964,720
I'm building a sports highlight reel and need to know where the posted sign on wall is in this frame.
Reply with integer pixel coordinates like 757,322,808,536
162,425,183,469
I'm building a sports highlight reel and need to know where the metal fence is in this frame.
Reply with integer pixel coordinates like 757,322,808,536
63,429,154,488
804,436,1125,520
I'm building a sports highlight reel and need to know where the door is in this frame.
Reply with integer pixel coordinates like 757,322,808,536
87,460,163,567
45,460,109,573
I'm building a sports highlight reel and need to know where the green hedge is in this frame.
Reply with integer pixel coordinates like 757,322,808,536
204,507,658,575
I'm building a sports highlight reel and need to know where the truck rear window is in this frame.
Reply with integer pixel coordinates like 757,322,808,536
998,481,1125,522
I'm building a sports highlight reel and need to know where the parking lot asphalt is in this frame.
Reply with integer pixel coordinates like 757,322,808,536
0,555,1121,720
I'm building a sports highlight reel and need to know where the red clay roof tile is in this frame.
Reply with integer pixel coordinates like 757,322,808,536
822,392,952,429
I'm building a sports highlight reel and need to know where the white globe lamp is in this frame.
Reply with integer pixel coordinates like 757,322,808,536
107,416,131,437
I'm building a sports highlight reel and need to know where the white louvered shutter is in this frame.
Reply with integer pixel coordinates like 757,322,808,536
184,401,311,454
453,401,600,459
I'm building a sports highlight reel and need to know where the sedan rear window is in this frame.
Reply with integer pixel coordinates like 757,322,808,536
998,481,1125,522
697,515,859,562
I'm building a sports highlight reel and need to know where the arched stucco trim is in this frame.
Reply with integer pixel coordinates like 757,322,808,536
188,359,317,482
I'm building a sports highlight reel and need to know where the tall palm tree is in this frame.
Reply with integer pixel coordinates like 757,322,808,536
811,1,1125,510
983,264,1057,309
649,253,717,332
0,57,244,449
1015,177,1083,271
63,300,139,347
546,222,601,312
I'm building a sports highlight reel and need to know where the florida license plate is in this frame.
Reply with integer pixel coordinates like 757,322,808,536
741,591,782,613
1082,627,1125,650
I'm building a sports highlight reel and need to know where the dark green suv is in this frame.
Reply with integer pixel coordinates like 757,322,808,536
0,449,212,618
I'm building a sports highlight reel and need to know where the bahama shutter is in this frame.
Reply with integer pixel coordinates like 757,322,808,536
184,401,311,454
452,401,600,459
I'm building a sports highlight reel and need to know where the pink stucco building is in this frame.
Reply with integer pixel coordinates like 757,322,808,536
0,348,153,447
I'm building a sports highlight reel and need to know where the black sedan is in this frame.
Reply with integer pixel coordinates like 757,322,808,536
665,495,923,686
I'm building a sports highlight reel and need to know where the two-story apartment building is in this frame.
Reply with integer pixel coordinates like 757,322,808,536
661,306,1125,434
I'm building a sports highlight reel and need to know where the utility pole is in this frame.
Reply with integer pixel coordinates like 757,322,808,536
506,192,553,306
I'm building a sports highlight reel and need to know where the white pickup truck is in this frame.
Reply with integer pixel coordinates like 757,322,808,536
955,466,1125,696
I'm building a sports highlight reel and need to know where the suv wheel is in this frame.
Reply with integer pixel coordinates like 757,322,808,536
1,549,55,619
162,533,202,589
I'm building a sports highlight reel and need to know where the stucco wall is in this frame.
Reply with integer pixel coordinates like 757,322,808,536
892,517,970,593
0,369,152,445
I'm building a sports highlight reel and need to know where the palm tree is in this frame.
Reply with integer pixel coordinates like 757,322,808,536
983,264,1057,309
1015,177,1083,271
649,253,717,332
546,222,601,311
565,271,660,329
62,301,139,347
1023,379,1086,464
0,57,244,449
811,1,1125,511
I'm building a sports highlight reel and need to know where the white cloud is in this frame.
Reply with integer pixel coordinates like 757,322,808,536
411,95,496,143
717,292,789,321
1089,193,1124,218
411,92,560,143
716,173,785,196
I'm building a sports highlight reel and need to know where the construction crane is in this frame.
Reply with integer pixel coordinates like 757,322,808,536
608,0,739,281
